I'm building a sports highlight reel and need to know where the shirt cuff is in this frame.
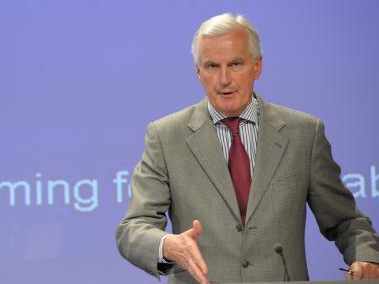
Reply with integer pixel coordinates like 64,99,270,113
158,234,174,263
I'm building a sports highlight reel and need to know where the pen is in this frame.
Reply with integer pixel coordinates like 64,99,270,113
339,267,353,274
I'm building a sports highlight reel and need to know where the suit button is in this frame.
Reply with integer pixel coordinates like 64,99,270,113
236,224,243,232
241,260,250,268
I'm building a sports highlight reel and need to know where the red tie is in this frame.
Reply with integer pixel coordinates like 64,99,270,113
223,117,251,224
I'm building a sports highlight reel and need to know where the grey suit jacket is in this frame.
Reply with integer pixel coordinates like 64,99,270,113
116,97,379,283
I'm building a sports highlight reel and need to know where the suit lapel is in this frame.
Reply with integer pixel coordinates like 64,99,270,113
185,100,241,222
245,98,289,224
185,98,289,224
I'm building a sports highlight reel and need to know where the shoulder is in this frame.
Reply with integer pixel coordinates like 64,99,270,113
147,99,207,139
152,103,197,128
263,101,320,129
260,100,325,145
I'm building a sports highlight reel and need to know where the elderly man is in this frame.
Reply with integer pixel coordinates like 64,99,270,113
116,13,379,283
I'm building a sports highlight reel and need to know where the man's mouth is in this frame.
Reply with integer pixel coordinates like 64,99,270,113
219,90,236,96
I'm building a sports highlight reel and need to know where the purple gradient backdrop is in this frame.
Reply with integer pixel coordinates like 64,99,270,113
0,1,378,282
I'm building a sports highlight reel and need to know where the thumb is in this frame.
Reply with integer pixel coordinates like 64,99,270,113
186,219,203,239
349,262,363,280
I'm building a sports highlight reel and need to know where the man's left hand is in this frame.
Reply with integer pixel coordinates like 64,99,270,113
347,261,379,280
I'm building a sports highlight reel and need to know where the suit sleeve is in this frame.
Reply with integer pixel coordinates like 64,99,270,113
307,119,379,265
116,122,173,278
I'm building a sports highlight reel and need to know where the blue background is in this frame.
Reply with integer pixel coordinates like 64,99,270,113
1,1,378,282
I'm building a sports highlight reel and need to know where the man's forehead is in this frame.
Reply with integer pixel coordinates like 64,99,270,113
197,28,250,63
199,28,248,45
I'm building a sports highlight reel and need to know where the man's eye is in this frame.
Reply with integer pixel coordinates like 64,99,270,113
206,63,218,69
231,62,242,67
230,61,244,71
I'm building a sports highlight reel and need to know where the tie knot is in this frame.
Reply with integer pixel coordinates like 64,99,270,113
223,117,241,136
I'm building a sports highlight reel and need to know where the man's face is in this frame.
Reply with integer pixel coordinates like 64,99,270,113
196,28,262,117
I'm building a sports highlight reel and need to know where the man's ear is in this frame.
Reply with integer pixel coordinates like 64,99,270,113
196,65,201,78
253,57,263,80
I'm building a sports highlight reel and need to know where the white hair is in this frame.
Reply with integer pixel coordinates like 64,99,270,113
191,13,262,65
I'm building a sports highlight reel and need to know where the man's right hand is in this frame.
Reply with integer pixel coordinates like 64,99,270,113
163,220,209,284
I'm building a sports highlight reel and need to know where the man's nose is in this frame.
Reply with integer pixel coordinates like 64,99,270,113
219,67,231,87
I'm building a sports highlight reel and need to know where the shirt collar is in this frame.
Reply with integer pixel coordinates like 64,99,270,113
207,95,259,125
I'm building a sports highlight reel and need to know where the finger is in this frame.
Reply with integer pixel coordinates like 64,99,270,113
366,263,379,279
193,219,203,236
350,262,363,280
188,238,208,275
345,270,354,280
371,264,379,279
187,257,209,284
186,220,203,239
181,220,208,275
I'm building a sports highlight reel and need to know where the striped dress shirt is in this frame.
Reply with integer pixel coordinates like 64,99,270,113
207,96,260,174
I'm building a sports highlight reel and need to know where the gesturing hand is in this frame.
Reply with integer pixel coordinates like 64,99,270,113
163,220,209,284
347,261,379,280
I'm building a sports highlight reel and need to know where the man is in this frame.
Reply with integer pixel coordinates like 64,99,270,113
116,13,379,283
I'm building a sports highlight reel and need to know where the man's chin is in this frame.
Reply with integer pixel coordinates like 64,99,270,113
210,98,244,116
218,106,242,117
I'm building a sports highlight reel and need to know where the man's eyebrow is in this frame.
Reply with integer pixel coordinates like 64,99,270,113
202,60,219,66
230,57,244,62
